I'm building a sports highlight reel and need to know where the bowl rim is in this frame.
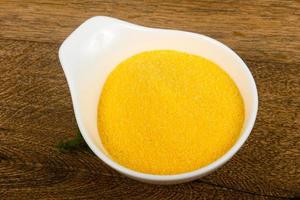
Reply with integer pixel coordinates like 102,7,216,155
59,16,259,183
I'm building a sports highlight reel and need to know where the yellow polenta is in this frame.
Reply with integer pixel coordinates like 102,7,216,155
98,50,244,175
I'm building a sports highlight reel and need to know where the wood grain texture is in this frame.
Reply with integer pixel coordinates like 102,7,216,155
0,0,299,199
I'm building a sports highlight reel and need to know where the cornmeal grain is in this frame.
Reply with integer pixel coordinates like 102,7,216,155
98,50,244,175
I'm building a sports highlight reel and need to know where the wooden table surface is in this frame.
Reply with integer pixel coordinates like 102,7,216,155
0,0,299,199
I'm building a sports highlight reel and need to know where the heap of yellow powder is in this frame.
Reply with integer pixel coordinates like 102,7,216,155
98,50,244,175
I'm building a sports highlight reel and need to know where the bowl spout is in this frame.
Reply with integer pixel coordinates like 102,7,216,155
59,16,136,82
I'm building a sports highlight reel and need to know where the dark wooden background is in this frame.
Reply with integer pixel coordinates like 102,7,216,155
0,0,299,199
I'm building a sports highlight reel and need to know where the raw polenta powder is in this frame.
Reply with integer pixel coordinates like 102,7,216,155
98,50,244,175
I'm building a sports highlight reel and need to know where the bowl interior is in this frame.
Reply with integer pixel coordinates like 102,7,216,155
59,17,257,181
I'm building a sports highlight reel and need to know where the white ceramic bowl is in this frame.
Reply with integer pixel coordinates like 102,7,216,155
59,16,258,184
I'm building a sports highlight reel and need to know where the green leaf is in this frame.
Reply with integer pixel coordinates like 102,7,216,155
56,129,92,153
